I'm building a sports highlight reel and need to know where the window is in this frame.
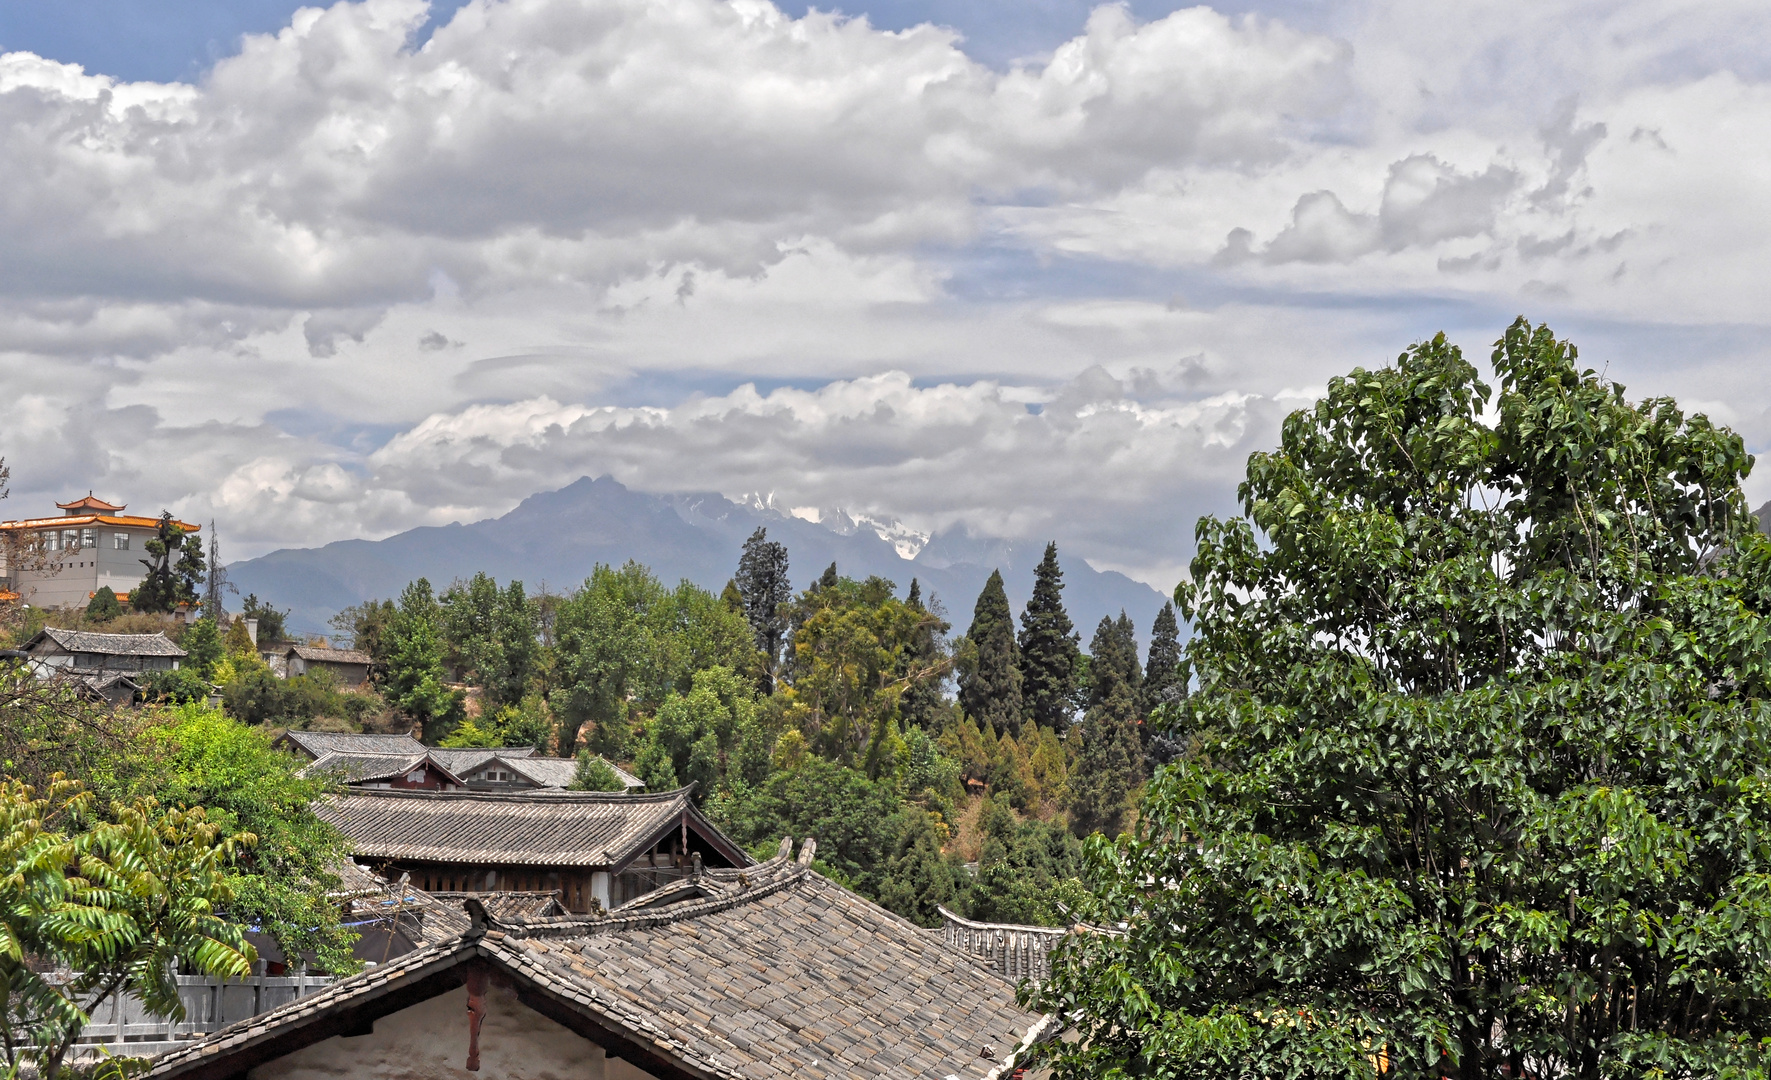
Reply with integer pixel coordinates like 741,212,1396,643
63,530,79,550
114,533,129,550
81,529,94,549
43,531,58,552
405,770,426,783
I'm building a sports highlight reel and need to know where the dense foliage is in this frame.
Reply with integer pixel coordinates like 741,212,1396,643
0,778,255,1080
1034,319,1771,1079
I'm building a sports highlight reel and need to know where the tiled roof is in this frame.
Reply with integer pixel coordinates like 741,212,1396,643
315,787,748,869
57,494,125,513
146,844,1049,1080
278,731,424,760
430,890,569,920
26,628,185,657
423,747,507,774
304,752,462,785
502,756,580,788
286,645,373,665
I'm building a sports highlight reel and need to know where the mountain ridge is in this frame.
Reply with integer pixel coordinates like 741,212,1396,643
229,475,1171,645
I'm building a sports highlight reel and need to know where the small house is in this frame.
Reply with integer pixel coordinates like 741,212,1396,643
265,645,372,687
22,627,185,676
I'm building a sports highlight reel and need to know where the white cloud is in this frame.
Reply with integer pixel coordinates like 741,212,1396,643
2,0,1770,589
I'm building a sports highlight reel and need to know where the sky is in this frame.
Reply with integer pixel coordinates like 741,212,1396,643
0,0,1767,594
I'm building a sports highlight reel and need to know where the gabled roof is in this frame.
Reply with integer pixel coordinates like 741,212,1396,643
428,749,639,791
24,628,185,657
316,787,748,870
282,644,372,665
277,731,425,760
304,752,465,786
56,494,125,513
147,844,1048,1080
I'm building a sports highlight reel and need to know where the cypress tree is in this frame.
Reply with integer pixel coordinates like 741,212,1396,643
1143,601,1184,714
819,562,839,590
1113,610,1143,705
1017,542,1080,730
1069,615,1145,837
736,528,791,693
958,570,1022,737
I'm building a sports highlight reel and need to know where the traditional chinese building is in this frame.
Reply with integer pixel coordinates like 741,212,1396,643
0,495,200,610
145,840,1049,1080
316,786,747,912
277,731,643,793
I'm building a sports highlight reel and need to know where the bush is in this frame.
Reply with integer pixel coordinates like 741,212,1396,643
570,753,627,792
142,668,211,705
85,586,123,621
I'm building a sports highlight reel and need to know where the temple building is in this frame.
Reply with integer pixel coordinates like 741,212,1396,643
317,786,746,913
0,494,199,610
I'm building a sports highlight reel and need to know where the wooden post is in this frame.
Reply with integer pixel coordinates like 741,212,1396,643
463,967,488,1072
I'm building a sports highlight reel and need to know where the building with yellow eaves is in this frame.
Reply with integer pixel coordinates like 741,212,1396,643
0,494,200,610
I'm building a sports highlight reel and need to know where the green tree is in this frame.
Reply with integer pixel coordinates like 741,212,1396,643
144,667,211,704
133,514,205,614
439,573,538,709
956,570,1022,737
84,586,123,621
779,574,931,764
1142,600,1183,713
897,579,952,731
181,616,224,680
128,705,357,974
240,594,288,647
330,598,397,673
569,753,627,792
633,666,770,803
551,563,753,758
875,808,967,927
1018,543,1080,730
711,757,901,893
1066,615,1144,838
1033,319,1771,1080
735,528,792,693
964,796,1084,926
0,779,256,1080
383,579,464,741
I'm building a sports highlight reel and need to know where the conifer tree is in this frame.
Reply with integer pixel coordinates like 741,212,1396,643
1142,601,1184,713
957,570,1022,737
898,578,950,731
735,528,791,693
1114,610,1143,704
1017,542,1080,730
1068,615,1144,837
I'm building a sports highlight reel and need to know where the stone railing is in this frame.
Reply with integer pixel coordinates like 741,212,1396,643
936,906,1069,986
48,971,335,1062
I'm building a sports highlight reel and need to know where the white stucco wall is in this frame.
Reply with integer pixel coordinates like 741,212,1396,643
247,982,661,1080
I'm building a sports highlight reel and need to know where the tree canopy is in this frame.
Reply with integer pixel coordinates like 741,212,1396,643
1033,319,1771,1079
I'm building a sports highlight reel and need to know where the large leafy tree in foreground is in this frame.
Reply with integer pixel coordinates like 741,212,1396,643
1032,319,1771,1079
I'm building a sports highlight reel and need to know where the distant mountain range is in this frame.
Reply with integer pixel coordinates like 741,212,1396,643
229,476,1171,644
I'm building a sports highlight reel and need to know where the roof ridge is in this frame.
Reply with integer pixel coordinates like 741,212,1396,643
333,785,692,805
511,862,809,938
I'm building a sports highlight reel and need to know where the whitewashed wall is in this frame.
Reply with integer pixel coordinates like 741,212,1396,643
248,983,659,1080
